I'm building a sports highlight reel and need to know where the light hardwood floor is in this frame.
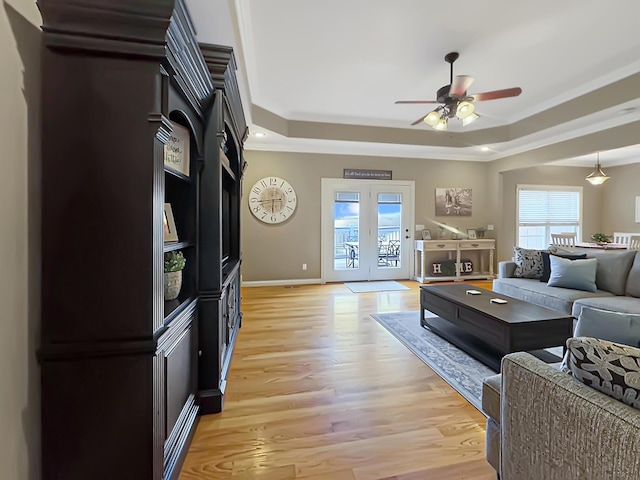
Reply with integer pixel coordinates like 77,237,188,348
179,280,497,480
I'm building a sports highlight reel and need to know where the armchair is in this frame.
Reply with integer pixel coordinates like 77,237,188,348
483,352,640,480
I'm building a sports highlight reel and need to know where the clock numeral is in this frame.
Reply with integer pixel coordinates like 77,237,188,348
250,197,258,203
252,187,261,195
286,206,294,211
253,206,260,212
260,180,268,188
280,181,285,188
270,178,277,185
271,215,277,222
261,213,267,219
288,198,295,203
286,188,293,193
280,212,286,217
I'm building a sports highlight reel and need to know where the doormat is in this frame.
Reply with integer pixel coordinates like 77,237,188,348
345,281,410,293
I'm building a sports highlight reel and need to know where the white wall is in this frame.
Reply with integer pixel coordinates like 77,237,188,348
1,1,41,479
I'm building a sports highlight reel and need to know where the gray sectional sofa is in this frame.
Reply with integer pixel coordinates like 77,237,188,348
493,247,640,317
485,247,640,478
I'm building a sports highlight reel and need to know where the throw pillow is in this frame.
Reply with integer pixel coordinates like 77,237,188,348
565,336,640,410
540,251,587,282
574,308,640,348
560,308,640,373
513,246,545,279
547,256,597,292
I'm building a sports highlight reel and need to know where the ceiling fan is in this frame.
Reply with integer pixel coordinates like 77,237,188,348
395,52,522,130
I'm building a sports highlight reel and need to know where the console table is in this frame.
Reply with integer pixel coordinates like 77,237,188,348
414,239,495,283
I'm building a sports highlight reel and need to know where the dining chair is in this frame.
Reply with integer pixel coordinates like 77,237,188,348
613,232,632,245
550,232,576,248
628,235,640,250
344,236,358,268
386,240,401,266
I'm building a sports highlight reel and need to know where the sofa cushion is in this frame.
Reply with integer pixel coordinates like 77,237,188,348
482,373,502,422
582,249,636,296
513,247,545,279
547,256,597,292
573,307,640,348
566,336,640,410
493,277,614,314
540,251,587,282
572,296,640,317
627,252,640,298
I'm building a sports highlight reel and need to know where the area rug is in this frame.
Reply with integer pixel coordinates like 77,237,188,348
372,310,497,411
372,310,563,411
345,281,410,293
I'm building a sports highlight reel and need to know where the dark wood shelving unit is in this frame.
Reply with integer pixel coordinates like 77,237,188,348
38,1,246,478
197,44,248,415
164,241,196,253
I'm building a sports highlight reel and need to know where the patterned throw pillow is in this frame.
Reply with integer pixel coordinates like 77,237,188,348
513,247,545,279
566,336,640,409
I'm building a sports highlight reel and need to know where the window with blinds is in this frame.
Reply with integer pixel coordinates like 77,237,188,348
516,185,582,249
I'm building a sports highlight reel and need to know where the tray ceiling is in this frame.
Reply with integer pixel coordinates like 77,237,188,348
186,0,640,167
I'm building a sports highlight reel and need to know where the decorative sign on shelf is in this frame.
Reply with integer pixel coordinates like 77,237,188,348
430,259,474,276
343,168,392,180
164,123,190,176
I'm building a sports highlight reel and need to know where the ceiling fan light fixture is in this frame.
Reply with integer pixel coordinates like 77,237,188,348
433,118,448,130
424,109,441,126
462,112,480,126
585,153,610,185
455,101,475,119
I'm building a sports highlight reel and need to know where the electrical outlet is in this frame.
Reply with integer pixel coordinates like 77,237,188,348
302,263,307,270
487,224,494,231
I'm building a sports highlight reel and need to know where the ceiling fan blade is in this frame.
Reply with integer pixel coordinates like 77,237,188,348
449,75,474,97
395,100,438,104
470,87,522,102
411,114,428,126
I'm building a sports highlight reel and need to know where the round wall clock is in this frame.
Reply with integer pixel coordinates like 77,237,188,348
248,176,297,224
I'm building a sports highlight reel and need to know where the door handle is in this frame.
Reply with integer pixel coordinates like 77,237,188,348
405,235,410,239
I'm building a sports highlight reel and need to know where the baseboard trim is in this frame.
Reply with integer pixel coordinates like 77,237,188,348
242,278,324,287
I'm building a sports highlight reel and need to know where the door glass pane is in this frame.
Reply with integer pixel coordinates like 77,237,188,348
377,193,401,268
334,192,359,270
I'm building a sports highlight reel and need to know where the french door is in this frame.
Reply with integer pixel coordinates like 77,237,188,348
321,178,415,282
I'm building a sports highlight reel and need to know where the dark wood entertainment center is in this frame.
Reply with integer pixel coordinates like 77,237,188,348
38,1,246,478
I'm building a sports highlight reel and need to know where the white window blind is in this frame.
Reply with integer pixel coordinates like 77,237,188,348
518,189,580,224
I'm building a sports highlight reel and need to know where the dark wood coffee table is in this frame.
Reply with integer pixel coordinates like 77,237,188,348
420,284,573,371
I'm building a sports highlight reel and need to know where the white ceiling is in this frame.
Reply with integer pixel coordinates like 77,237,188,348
186,0,640,168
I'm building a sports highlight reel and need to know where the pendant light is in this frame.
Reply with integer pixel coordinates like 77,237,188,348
585,152,610,185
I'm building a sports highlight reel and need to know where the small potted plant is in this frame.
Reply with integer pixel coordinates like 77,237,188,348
164,250,186,300
476,227,486,238
591,232,610,245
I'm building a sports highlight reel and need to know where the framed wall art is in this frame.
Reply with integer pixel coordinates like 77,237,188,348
163,203,179,243
467,229,477,240
422,229,432,240
435,187,472,216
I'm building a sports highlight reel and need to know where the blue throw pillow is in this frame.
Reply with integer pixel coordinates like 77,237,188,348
547,256,597,292
539,251,587,282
